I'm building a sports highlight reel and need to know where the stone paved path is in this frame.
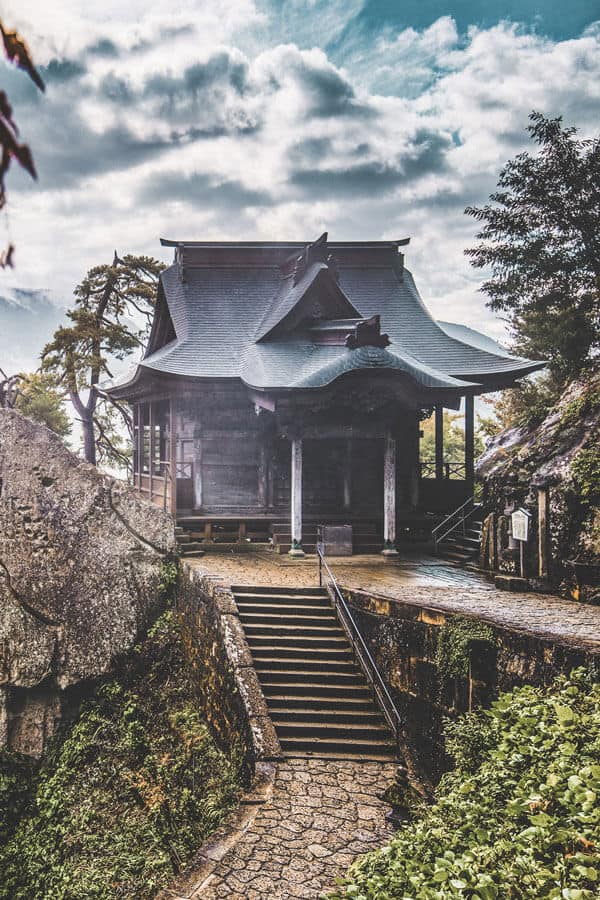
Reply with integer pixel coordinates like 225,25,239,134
198,758,396,899
191,553,600,651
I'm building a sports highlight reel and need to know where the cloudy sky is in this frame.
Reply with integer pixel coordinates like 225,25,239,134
1,0,599,371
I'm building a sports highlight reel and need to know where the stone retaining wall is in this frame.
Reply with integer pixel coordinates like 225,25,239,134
343,587,600,781
175,564,281,778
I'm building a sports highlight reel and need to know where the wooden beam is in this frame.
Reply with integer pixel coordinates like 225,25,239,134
538,485,550,578
289,438,304,556
169,398,177,517
465,395,475,491
343,439,352,511
382,433,398,555
435,405,444,480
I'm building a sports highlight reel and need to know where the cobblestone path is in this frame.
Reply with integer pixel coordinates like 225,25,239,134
198,758,396,899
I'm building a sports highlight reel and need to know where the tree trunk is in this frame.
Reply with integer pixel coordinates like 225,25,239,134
82,412,96,465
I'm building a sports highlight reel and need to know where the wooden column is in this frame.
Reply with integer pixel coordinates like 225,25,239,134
148,401,155,502
382,433,399,556
289,438,304,556
409,416,420,508
465,395,475,492
169,398,177,517
137,403,145,490
435,405,444,480
343,439,352,511
258,441,268,509
538,485,550,578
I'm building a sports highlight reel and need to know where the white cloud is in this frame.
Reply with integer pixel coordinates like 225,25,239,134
1,9,599,366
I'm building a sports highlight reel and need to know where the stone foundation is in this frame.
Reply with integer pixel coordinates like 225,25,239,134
343,587,600,780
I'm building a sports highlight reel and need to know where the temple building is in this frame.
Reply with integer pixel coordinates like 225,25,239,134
106,234,543,555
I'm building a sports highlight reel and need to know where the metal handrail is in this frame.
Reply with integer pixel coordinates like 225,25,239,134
431,495,481,549
317,543,403,752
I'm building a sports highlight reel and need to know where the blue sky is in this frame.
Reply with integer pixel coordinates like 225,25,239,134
1,0,599,372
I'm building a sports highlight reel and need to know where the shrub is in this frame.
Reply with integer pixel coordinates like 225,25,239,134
330,669,600,900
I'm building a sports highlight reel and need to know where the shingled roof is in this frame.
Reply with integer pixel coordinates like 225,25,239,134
108,237,544,397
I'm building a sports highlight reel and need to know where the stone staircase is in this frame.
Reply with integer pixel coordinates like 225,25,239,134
174,525,205,558
437,518,483,566
233,585,397,760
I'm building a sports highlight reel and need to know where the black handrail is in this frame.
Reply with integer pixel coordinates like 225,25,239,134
317,542,404,753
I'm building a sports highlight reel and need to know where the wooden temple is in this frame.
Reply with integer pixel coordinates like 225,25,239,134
106,235,543,555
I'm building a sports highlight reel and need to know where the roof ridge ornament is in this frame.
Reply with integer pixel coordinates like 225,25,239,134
290,232,339,285
345,314,391,350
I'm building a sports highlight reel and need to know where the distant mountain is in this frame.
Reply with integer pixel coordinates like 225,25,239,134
0,290,67,375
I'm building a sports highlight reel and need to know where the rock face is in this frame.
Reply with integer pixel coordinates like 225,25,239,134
476,370,599,591
0,409,176,757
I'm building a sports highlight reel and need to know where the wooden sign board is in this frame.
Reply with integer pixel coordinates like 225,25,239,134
511,508,531,542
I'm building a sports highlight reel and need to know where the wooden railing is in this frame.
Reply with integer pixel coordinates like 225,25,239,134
420,459,466,479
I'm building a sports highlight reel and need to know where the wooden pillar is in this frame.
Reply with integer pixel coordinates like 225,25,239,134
169,398,177,517
465,395,475,492
132,404,139,487
409,416,420,508
343,439,352,511
289,438,304,556
538,485,550,578
148,401,155,502
435,405,444,480
258,441,268,509
382,433,399,556
137,403,145,490
193,434,203,510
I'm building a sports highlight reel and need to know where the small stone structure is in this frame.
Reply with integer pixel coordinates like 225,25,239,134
0,409,175,756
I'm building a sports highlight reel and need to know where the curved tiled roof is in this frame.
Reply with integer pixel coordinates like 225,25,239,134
108,241,544,395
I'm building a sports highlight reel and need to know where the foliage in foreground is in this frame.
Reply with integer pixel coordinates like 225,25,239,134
330,670,600,900
0,612,242,900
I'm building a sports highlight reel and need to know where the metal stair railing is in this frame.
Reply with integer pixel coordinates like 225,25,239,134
431,495,482,552
317,543,403,754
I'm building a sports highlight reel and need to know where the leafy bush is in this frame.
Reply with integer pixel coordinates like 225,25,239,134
330,670,600,899
0,612,242,899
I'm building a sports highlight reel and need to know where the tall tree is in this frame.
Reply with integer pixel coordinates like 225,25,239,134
42,253,165,468
465,112,600,381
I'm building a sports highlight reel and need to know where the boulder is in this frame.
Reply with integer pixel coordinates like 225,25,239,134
0,409,176,756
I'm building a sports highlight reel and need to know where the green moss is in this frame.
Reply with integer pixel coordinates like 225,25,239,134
435,617,497,684
0,612,243,899
570,447,600,510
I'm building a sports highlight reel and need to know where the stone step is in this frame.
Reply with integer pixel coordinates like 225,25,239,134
239,612,340,628
261,681,372,699
235,594,332,608
246,634,349,650
272,720,390,741
249,645,353,660
268,708,385,726
253,656,358,674
266,695,375,711
279,736,396,758
236,602,334,617
243,625,347,641
233,586,328,597
257,668,364,685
